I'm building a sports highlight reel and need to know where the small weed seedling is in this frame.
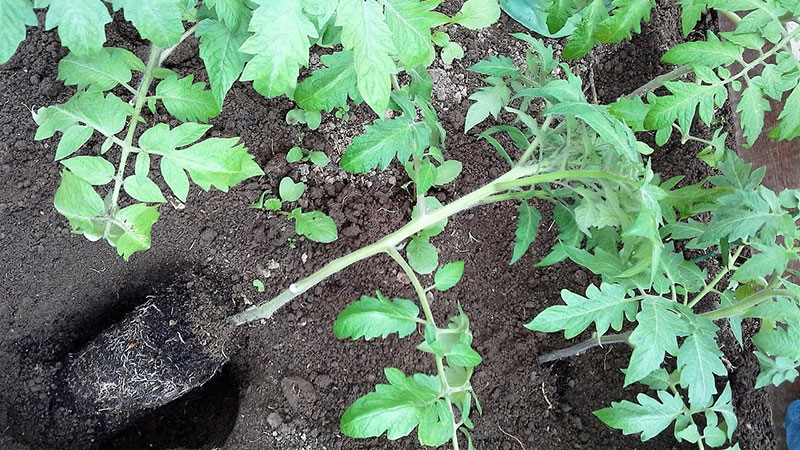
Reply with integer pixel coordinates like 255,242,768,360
286,146,329,168
251,176,338,244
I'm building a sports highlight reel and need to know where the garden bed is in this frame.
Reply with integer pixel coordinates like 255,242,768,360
0,2,777,449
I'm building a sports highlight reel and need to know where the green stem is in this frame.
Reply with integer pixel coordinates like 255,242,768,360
385,246,460,450
537,331,633,364
717,9,741,25
158,24,198,65
687,245,745,308
518,115,554,165
229,166,637,325
103,46,163,239
625,65,692,99
701,287,796,321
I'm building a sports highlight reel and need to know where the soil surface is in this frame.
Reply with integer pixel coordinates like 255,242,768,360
0,1,776,449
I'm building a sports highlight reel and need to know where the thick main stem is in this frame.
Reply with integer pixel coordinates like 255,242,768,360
537,331,632,364
103,46,163,238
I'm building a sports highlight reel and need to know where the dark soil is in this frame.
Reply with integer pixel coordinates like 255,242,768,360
0,1,775,449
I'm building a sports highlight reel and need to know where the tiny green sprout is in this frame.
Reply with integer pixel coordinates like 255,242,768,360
251,178,337,244
286,146,329,168
279,177,305,203
285,108,321,130
287,237,297,249
253,279,265,292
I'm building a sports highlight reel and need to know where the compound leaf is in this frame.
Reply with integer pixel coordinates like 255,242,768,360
0,0,37,65
34,91,130,142
526,283,637,338
334,293,420,340
383,0,448,68
337,0,397,114
341,116,430,173
595,0,654,43
239,0,317,98
44,0,110,55
295,50,360,112
594,391,685,441
340,367,440,440
155,75,220,122
197,18,250,108
644,81,725,134
111,0,183,48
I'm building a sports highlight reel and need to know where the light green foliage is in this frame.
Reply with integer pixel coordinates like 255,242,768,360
0,0,36,64
43,0,111,56
154,75,220,123
510,201,541,264
57,48,142,92
279,177,305,202
383,0,449,67
290,208,339,243
111,0,184,48
464,81,511,132
434,261,464,291
334,293,420,340
239,0,317,98
286,146,329,167
294,51,360,112
197,18,250,108
594,391,685,441
595,0,654,43
453,0,501,29
341,113,431,173
205,0,251,30
407,236,439,274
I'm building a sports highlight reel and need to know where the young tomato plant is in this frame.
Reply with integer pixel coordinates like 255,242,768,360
250,176,338,243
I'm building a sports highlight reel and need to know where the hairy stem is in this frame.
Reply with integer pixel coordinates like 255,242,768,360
537,331,632,364
385,247,460,450
103,46,163,239
159,24,198,65
687,245,745,308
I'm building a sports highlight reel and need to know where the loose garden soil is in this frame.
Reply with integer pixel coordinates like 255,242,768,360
0,1,778,449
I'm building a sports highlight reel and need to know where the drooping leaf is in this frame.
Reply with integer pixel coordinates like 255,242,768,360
155,75,221,123
434,261,464,291
57,47,141,92
337,0,398,114
407,236,439,274
340,367,440,440
510,201,541,264
239,0,318,98
292,209,338,243
453,0,501,30
594,391,685,441
44,0,111,55
526,283,637,338
295,50,360,112
595,0,654,43
625,297,688,385
547,101,641,162
54,169,106,238
334,293,420,340
0,0,38,65
770,81,800,141
111,0,184,48
341,116,431,173
197,18,250,108
383,0,448,67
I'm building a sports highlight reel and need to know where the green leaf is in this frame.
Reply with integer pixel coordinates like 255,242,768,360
0,0,38,65
440,41,464,64
679,0,706,36
295,50,360,112
754,352,799,388
407,236,438,274
661,33,743,68
123,175,166,203
239,0,317,98
383,0,448,67
155,75,221,123
711,383,738,440
594,391,685,441
562,0,608,59
113,203,159,260
546,0,577,34
693,190,782,247
60,156,114,185
412,196,447,238
111,0,183,48
44,0,110,55
464,82,511,132
453,0,501,30
286,146,304,163
52,125,93,160
736,83,770,148
205,0,251,30
160,157,189,202
547,101,641,162
677,316,726,408
340,367,440,440
625,297,688,385
58,47,140,92
732,243,791,282
434,160,461,185
416,159,437,195
309,151,329,167
537,204,581,266
336,0,398,114
279,176,305,202
341,116,431,173
54,169,106,237
468,55,519,77
417,399,455,446
293,210,338,243
197,18,250,108
526,283,637,339
34,91,130,142
253,279,265,292
644,81,726,134
434,261,464,291
447,342,483,367
770,81,800,141
595,0,654,43
510,201,541,264
334,293,420,340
